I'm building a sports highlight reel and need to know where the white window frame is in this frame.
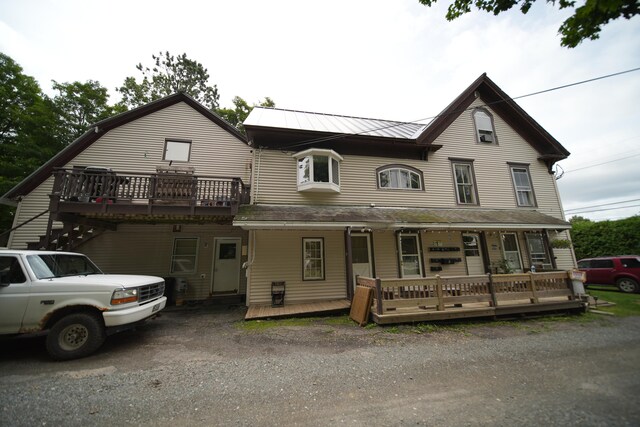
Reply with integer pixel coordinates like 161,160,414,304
452,161,478,205
473,108,497,144
525,233,552,270
303,238,325,281
293,149,343,193
164,139,192,162
377,165,423,190
170,237,199,275
510,165,536,207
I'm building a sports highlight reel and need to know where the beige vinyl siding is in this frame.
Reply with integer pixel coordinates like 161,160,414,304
7,178,55,249
8,101,251,250
248,230,347,305
422,231,468,276
253,99,564,220
80,223,248,301
371,231,399,279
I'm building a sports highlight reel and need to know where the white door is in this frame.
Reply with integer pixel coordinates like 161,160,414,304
463,233,485,275
501,233,523,273
351,234,373,288
398,233,423,278
211,238,241,294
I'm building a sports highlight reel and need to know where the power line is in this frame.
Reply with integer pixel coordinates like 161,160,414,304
565,198,640,213
567,204,640,215
564,152,640,174
272,66,640,151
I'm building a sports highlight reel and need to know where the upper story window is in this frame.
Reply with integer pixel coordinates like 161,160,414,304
293,148,343,193
473,108,497,144
510,164,536,207
164,139,192,162
377,165,423,190
451,160,478,205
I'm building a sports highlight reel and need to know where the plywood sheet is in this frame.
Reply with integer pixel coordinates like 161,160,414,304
350,286,373,326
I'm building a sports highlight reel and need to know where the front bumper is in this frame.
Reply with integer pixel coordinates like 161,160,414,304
102,297,167,327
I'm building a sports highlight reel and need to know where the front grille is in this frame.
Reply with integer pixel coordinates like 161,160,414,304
139,281,165,303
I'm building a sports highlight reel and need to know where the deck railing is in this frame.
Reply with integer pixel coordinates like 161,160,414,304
356,272,576,315
50,168,250,211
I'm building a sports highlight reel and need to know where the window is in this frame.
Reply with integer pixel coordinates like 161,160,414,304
377,165,423,190
0,256,27,284
171,238,198,274
591,259,614,269
293,149,342,193
525,233,552,269
164,140,191,162
621,258,640,268
451,161,478,205
473,108,497,144
510,165,536,207
303,238,324,280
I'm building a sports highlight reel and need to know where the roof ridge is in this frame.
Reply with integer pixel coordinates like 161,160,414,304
253,106,423,126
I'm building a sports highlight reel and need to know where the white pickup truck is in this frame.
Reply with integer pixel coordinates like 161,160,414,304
0,250,166,360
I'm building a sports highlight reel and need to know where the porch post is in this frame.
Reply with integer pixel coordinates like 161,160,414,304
543,230,557,269
479,231,491,274
344,227,354,300
488,273,498,307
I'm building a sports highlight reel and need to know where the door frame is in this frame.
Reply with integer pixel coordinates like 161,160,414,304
500,232,524,273
210,237,242,294
462,232,485,275
397,232,424,278
350,233,374,289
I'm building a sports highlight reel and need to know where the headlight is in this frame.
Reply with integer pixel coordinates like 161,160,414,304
111,288,138,305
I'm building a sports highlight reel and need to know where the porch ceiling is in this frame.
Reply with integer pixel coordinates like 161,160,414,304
233,205,571,230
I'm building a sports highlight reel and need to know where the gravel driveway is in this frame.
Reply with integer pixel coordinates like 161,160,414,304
1,305,639,426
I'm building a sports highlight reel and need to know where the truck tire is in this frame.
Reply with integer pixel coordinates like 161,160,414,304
617,277,639,294
46,313,106,361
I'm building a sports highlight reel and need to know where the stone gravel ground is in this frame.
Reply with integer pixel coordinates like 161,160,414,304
1,305,639,426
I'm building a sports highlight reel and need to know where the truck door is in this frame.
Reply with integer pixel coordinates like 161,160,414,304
0,255,31,334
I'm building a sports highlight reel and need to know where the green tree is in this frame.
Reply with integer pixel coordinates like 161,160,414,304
117,51,220,110
0,53,58,239
571,215,640,259
417,0,640,47
50,80,126,144
217,96,276,131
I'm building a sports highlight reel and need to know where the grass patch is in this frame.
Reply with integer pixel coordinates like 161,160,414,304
587,288,640,317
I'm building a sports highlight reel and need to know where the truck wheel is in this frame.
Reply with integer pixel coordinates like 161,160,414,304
617,278,639,294
46,313,106,361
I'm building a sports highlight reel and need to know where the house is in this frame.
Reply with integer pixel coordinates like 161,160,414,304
1,93,254,302
236,74,577,309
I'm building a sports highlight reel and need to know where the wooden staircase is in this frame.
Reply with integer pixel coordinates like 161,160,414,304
27,223,107,251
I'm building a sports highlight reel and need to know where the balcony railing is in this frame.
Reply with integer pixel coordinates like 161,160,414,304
49,168,250,217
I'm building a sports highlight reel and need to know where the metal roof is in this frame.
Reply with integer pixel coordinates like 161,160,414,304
244,107,428,140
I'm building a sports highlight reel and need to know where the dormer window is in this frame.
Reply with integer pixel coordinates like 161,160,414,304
473,108,497,144
377,165,423,190
293,149,343,193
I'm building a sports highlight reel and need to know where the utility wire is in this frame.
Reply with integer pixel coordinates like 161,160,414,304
565,198,640,213
567,204,640,215
563,152,640,174
272,66,640,151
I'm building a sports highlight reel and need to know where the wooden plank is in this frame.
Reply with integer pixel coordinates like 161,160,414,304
383,297,440,310
350,286,374,326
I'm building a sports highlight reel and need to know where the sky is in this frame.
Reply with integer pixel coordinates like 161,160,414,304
1,0,639,221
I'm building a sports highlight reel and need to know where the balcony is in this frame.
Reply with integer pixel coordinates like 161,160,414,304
49,168,250,220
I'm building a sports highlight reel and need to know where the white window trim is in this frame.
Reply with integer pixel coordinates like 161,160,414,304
164,139,192,162
397,233,424,278
452,161,478,205
293,149,343,193
303,237,325,281
377,166,423,190
524,233,552,270
510,165,536,207
170,237,199,275
472,108,498,144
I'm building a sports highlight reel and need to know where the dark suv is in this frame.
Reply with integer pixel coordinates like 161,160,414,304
577,256,640,293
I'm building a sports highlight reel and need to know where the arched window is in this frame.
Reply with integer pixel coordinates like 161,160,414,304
473,108,497,144
377,165,423,190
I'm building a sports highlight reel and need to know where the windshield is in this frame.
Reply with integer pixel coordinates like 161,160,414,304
27,254,103,279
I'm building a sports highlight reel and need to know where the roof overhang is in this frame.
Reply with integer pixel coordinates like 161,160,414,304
233,205,571,231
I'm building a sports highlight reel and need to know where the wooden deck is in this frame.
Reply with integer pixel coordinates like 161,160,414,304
245,299,351,320
357,271,587,325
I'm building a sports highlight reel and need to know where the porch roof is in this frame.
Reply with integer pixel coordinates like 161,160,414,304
233,205,571,230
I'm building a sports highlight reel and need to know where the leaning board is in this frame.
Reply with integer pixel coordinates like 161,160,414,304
350,286,374,326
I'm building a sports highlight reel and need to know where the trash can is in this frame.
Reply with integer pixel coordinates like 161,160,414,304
570,269,586,296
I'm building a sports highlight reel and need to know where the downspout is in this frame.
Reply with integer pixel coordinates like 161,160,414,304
252,148,263,205
345,227,353,300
